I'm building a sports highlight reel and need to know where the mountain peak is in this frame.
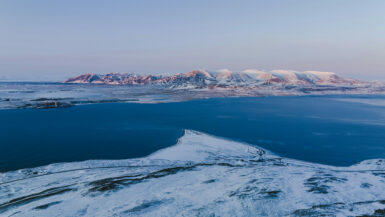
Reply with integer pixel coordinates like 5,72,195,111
185,70,213,78
64,69,360,87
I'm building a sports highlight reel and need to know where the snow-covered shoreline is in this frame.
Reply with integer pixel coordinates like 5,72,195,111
1,82,384,110
1,130,385,216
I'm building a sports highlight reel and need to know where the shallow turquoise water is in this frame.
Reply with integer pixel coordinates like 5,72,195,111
1,95,385,171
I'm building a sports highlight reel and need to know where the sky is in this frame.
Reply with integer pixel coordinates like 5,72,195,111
0,0,385,81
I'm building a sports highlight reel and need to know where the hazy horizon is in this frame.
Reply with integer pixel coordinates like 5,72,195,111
1,0,385,81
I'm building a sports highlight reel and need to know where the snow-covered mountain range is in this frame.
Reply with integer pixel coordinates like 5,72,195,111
1,70,382,109
64,69,363,87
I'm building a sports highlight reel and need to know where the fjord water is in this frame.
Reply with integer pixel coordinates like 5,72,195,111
1,95,385,172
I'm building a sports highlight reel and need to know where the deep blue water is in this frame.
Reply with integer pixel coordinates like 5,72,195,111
1,95,385,172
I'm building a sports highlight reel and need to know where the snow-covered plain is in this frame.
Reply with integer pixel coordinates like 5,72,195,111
1,130,385,216
1,82,385,109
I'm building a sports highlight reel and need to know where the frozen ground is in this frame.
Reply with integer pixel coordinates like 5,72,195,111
0,83,194,109
1,130,385,216
1,82,384,109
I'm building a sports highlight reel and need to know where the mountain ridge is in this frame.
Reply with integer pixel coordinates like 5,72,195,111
64,69,362,88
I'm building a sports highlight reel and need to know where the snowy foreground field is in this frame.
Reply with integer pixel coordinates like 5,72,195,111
1,130,385,217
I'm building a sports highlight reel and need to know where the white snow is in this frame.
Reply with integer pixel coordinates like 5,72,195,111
1,130,385,216
305,71,336,81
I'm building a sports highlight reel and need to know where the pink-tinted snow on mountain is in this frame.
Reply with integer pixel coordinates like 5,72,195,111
64,69,362,87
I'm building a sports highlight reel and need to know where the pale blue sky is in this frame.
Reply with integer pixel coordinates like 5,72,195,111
1,0,384,81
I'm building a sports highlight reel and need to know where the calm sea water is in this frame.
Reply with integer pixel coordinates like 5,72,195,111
1,95,385,172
